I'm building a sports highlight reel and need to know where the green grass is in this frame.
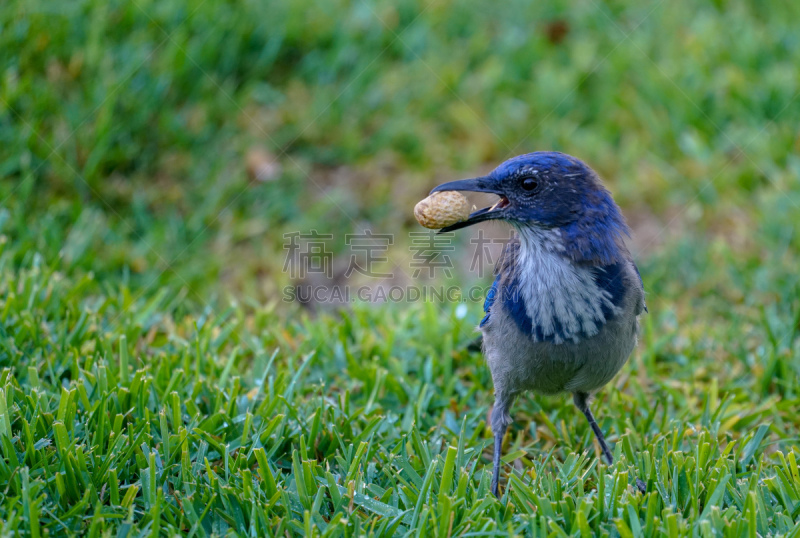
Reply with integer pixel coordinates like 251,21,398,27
2,0,800,534
2,215,800,536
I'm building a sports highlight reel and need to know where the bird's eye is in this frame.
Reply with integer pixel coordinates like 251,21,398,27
521,177,538,191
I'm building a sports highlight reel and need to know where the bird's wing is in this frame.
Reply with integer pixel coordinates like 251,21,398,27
631,261,648,314
480,278,499,328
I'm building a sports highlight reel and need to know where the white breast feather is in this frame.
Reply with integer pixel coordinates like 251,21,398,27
514,227,620,344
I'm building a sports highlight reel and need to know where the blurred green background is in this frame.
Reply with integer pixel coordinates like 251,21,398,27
4,0,799,304
2,0,800,534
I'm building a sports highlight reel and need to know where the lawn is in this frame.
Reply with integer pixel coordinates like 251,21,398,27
2,0,800,535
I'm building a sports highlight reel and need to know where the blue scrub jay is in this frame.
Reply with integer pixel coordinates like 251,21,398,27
430,152,646,497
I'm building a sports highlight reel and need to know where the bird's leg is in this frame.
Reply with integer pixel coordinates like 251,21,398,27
490,393,514,498
573,391,613,465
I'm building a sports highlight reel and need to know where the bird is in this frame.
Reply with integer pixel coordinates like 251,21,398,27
429,151,646,497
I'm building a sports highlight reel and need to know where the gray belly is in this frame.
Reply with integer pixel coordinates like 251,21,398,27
481,294,639,396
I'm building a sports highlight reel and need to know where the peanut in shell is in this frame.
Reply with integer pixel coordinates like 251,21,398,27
414,191,470,229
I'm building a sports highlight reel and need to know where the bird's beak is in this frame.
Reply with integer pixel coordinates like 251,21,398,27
429,176,510,232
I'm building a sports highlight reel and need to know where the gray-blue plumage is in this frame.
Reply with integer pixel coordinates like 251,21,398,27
429,151,646,497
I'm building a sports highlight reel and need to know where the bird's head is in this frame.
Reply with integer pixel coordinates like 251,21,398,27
431,152,630,265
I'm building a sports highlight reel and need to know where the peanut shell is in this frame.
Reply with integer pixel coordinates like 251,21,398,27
414,191,470,229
